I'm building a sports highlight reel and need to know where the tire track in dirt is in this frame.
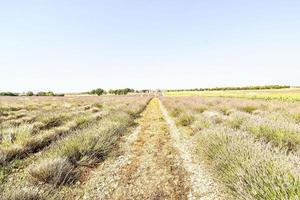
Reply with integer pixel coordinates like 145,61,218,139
159,99,223,200
83,98,190,199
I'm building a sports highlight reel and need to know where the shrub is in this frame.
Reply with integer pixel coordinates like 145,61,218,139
291,113,300,123
36,92,46,96
239,105,258,113
38,115,66,130
245,122,300,151
0,110,7,117
90,88,105,96
4,187,43,200
0,145,23,164
0,92,18,96
226,115,246,130
93,103,103,109
109,88,134,95
171,108,183,117
217,106,231,116
195,106,207,113
47,91,54,96
74,115,89,127
31,122,46,133
212,115,225,124
29,157,78,186
91,108,100,113
190,117,211,131
177,113,195,126
36,91,57,96
26,91,34,96
196,128,300,199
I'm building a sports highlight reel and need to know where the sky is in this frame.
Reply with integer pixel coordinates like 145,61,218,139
0,0,300,92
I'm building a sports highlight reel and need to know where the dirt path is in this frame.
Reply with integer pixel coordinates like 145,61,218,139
159,100,222,200
83,98,220,200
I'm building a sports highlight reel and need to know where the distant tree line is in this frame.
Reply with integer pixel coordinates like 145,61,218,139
0,88,150,97
88,88,136,96
0,92,19,96
0,85,290,97
109,88,134,95
35,91,64,96
167,85,290,92
0,91,64,97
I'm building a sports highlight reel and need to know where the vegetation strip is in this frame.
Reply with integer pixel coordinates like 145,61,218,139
160,96,300,199
0,110,99,183
0,96,151,199
159,99,222,200
1,94,300,199
165,88,300,102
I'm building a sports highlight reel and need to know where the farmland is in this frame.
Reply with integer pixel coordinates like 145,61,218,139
161,96,300,199
0,94,300,199
0,96,151,199
165,87,300,101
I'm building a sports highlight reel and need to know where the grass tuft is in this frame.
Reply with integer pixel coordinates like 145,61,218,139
176,113,195,126
171,108,183,117
238,105,258,113
195,106,207,113
3,187,44,200
93,103,103,109
196,128,300,199
29,157,78,186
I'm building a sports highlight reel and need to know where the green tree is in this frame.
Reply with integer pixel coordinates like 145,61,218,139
26,91,34,96
46,91,55,96
90,88,105,96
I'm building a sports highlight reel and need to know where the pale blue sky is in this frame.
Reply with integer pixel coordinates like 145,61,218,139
0,0,300,92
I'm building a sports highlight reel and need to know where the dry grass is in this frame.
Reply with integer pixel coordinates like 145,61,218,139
3,187,43,200
4,94,299,199
0,95,151,198
196,127,300,199
176,112,195,126
160,96,300,199
29,157,77,186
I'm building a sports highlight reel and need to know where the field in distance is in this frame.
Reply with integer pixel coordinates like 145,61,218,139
165,87,300,101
